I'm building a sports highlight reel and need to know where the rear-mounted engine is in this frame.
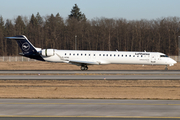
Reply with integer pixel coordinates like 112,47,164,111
40,49,55,57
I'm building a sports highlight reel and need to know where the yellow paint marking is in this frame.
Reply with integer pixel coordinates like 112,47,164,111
0,103,180,106
0,115,180,118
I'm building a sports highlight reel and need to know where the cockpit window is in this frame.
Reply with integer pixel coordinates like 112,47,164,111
160,55,168,57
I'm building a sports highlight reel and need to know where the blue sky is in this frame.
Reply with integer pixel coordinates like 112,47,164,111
0,0,180,20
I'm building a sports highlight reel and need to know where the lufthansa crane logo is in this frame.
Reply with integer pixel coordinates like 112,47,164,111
22,42,30,51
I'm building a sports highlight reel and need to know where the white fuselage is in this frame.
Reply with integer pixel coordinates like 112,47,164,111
6,35,177,70
41,50,177,66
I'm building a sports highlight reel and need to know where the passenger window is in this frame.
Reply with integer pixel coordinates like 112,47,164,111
73,53,75,56
94,54,95,56
122,55,123,57
65,53,66,55
133,55,135,57
69,53,71,56
103,54,105,56
114,54,116,57
106,54,108,56
129,55,131,57
85,54,86,56
77,53,79,56
125,55,127,57
89,54,90,56
99,54,101,56
141,55,143,57
160,55,168,57
118,55,120,57
81,54,83,56
110,54,112,56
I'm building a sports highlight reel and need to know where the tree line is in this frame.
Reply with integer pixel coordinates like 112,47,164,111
0,6,180,56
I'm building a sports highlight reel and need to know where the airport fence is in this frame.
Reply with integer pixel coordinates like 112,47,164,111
0,56,36,62
0,56,179,62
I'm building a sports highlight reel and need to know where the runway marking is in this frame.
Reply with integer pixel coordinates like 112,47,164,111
0,115,180,118
0,102,180,106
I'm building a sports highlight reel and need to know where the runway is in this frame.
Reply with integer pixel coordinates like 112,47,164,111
0,71,180,120
0,70,180,74
0,75,180,80
0,70,179,80
0,99,180,119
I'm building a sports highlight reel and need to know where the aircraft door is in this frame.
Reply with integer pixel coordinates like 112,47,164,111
93,53,96,59
165,56,168,64
151,54,156,64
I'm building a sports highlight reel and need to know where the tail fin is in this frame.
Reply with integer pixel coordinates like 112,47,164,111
6,35,37,55
6,35,44,61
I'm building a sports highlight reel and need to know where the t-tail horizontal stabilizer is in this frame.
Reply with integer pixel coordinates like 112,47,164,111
6,35,37,55
6,35,44,61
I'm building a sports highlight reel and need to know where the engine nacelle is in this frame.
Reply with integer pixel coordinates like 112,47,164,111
40,49,55,57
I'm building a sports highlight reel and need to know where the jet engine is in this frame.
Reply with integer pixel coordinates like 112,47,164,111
40,49,55,57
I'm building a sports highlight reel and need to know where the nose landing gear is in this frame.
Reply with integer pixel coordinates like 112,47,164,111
81,65,88,70
165,65,168,70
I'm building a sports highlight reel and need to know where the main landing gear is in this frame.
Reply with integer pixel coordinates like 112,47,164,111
81,65,88,70
165,65,168,70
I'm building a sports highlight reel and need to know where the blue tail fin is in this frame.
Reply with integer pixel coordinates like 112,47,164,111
6,35,44,61
6,35,37,55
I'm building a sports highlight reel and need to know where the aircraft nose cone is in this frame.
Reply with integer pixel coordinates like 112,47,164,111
174,60,177,64
169,59,177,66
172,59,177,64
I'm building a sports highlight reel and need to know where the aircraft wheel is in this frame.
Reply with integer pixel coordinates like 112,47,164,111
81,65,88,70
85,66,88,70
81,66,85,71
165,66,168,70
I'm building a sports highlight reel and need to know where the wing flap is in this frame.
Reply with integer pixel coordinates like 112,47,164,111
56,53,109,66
68,60,100,66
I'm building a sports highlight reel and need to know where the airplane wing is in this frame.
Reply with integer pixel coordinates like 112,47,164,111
65,59,111,66
56,53,110,66
68,60,100,66
56,53,100,66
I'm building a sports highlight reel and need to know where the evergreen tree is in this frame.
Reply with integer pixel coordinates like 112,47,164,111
35,12,44,47
29,14,38,27
36,12,43,26
15,16,26,35
5,19,16,55
0,16,4,55
27,14,38,46
69,4,86,21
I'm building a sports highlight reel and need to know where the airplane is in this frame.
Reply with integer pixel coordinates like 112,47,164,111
6,35,177,70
